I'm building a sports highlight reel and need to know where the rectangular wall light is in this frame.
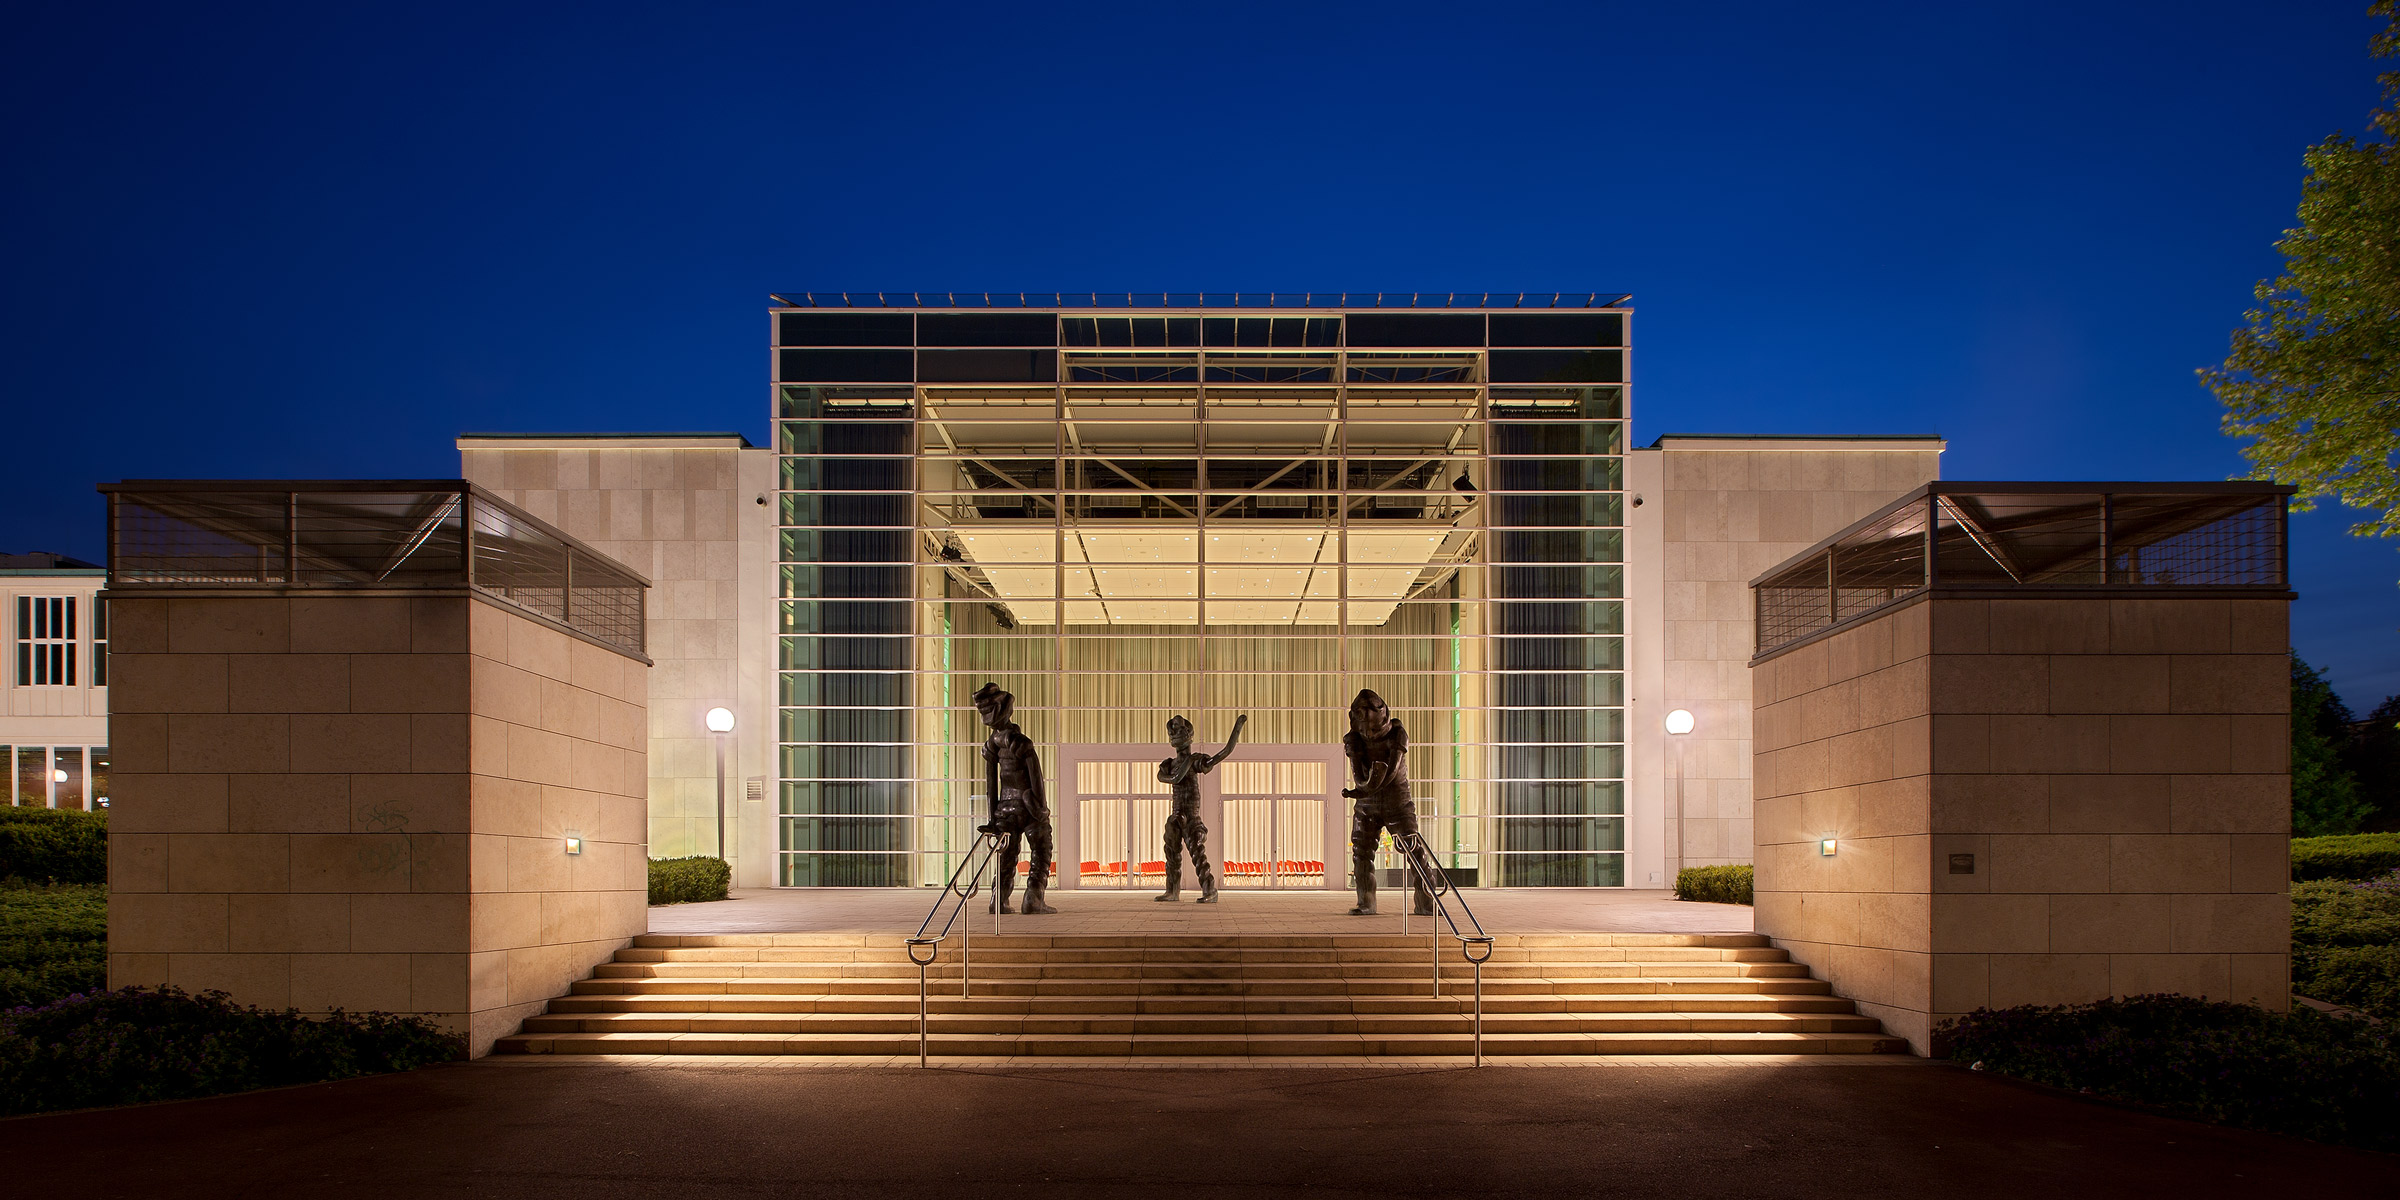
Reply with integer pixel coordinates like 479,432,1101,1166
1819,838,1838,857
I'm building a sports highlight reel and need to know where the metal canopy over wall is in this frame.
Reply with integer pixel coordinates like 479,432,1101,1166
1749,482,2294,661
773,301,1634,887
100,480,650,657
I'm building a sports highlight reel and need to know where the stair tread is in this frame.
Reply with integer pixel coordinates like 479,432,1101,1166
507,933,1899,1058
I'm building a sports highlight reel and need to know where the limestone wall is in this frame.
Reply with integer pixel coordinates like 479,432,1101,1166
106,592,647,1055
1626,437,1942,884
460,435,777,886
1753,594,2291,1053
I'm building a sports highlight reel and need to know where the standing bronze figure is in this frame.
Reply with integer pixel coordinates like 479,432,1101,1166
973,682,1055,914
1156,713,1247,904
1342,688,1434,916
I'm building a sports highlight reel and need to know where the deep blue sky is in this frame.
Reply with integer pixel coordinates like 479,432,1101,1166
5,2,2396,707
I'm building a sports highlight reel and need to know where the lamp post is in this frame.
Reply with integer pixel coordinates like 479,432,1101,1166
706,707,735,860
1664,709,1694,886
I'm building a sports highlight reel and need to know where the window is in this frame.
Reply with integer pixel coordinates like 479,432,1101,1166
15,597,75,686
91,601,106,687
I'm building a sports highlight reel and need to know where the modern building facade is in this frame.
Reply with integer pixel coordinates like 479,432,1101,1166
2,552,110,809
462,292,1946,891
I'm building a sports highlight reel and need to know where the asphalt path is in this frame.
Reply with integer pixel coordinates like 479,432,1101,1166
1,1059,2384,1197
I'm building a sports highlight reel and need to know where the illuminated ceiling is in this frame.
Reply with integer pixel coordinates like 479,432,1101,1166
952,527,1451,626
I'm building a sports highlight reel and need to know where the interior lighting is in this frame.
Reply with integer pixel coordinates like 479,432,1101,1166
1820,838,1839,857
1664,709,1695,736
53,768,67,783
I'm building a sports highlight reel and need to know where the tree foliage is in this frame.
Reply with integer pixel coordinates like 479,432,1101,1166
2295,653,2376,835
2204,3,2400,540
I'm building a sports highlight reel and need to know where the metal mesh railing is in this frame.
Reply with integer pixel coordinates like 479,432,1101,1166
1752,484,2288,658
103,481,647,656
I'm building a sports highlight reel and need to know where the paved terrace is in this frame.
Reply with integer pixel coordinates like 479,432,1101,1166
647,887,1754,936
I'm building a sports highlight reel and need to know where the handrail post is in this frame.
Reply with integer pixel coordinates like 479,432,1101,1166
962,885,972,999
906,937,937,1068
1473,957,1484,1066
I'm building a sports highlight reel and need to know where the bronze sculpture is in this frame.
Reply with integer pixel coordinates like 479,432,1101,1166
973,682,1055,914
1155,713,1247,903
1341,688,1434,916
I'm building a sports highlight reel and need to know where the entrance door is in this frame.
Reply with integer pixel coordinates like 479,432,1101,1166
1216,752,1343,890
1057,751,1182,890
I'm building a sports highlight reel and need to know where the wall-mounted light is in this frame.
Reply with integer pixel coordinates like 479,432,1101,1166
53,769,67,783
1665,709,1695,736
1820,838,1839,857
564,832,584,856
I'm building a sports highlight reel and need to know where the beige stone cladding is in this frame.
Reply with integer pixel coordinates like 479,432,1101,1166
105,593,648,1056
1629,437,1943,883
1752,593,2290,1053
460,436,777,886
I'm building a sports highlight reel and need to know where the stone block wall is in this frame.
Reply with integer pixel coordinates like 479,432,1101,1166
461,435,777,885
1626,437,1943,884
106,592,647,1055
1753,593,2290,1053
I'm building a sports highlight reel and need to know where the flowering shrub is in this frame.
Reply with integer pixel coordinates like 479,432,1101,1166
0,987,463,1116
1673,864,1752,905
0,883,106,1008
649,855,731,904
0,807,105,884
1939,995,2400,1151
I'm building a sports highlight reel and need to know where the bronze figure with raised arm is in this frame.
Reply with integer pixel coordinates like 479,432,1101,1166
1155,713,1247,903
1341,688,1434,916
972,682,1055,915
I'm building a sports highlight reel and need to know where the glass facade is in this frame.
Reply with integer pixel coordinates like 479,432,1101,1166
774,304,1630,886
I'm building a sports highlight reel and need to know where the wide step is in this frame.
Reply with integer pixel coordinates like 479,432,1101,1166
494,932,1903,1060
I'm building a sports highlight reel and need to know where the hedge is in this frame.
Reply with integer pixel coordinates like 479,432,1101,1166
0,987,462,1116
0,883,107,1009
648,855,731,905
2290,833,2400,882
0,807,106,885
1674,863,1753,905
2291,874,2400,1020
1939,995,2400,1152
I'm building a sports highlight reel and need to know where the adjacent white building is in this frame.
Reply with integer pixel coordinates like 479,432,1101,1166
2,552,111,808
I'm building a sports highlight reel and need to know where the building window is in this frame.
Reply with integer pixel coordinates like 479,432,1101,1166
15,596,76,686
92,600,107,688
15,746,46,806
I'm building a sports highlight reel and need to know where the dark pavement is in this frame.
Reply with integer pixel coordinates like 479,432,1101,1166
1,1059,2384,1197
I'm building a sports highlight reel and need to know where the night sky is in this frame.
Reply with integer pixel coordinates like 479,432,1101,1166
5,2,2395,707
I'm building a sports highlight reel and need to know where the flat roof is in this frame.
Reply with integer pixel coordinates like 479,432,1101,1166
1646,434,1946,452
459,432,755,449
769,292,1631,310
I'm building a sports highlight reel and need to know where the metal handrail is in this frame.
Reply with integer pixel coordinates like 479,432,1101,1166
903,831,1002,1067
1393,832,1497,1065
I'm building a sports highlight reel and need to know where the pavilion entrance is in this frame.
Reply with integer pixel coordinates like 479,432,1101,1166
1054,744,1342,890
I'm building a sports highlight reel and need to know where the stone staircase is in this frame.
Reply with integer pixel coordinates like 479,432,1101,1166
493,932,1905,1059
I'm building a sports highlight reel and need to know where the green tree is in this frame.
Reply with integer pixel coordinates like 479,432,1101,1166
2293,653,2375,835
2203,4,2400,543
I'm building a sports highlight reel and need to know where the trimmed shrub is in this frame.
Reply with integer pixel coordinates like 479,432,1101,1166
0,987,462,1116
1674,863,1753,905
649,855,731,905
0,807,106,885
1939,994,2400,1152
2291,873,2400,1019
0,883,107,1009
2291,832,2400,882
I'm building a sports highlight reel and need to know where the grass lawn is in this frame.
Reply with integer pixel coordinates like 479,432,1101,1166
0,883,106,1009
